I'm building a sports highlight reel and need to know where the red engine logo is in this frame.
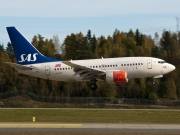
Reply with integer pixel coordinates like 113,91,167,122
113,71,127,84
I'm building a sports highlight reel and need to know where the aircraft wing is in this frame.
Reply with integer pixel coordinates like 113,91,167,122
5,62,33,70
62,61,106,80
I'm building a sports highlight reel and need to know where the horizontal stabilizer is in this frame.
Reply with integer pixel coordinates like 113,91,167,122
5,62,33,70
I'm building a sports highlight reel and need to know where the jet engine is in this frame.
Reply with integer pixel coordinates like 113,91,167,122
106,70,128,84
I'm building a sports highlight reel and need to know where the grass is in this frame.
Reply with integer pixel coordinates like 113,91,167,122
0,109,180,124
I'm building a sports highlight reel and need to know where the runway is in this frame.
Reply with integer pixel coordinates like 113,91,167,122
0,123,180,133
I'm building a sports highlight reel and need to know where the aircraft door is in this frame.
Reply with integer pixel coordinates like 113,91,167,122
45,66,50,76
147,59,152,69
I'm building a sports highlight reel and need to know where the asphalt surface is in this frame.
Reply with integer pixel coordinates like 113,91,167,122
1,108,180,111
0,123,180,133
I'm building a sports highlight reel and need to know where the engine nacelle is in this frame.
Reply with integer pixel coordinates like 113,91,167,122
106,71,128,84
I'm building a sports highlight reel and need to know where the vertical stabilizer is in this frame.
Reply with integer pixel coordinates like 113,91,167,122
6,27,58,65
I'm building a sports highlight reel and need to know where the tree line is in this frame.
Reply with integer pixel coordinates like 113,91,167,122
0,28,179,100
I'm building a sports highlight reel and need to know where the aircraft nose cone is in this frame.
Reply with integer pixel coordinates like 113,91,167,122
169,64,175,72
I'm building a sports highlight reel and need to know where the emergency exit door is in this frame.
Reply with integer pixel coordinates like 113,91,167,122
147,59,152,69
45,66,50,76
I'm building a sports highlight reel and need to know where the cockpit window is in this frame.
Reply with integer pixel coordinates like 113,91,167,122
158,61,166,64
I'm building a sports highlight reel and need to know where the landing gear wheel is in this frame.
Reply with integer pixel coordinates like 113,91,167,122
90,83,97,90
152,79,155,85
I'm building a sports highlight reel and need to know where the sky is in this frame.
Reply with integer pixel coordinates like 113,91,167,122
0,0,180,47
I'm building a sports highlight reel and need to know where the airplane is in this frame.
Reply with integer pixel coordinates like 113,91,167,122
6,27,175,90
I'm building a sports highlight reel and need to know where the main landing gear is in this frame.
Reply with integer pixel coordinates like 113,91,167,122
90,83,97,90
90,79,97,90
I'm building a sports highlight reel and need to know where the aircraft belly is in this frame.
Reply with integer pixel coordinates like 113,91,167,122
51,71,75,81
18,69,41,78
17,64,42,78
127,66,144,78
147,65,163,77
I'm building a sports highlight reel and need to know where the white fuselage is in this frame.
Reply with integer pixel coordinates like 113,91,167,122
16,57,175,82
